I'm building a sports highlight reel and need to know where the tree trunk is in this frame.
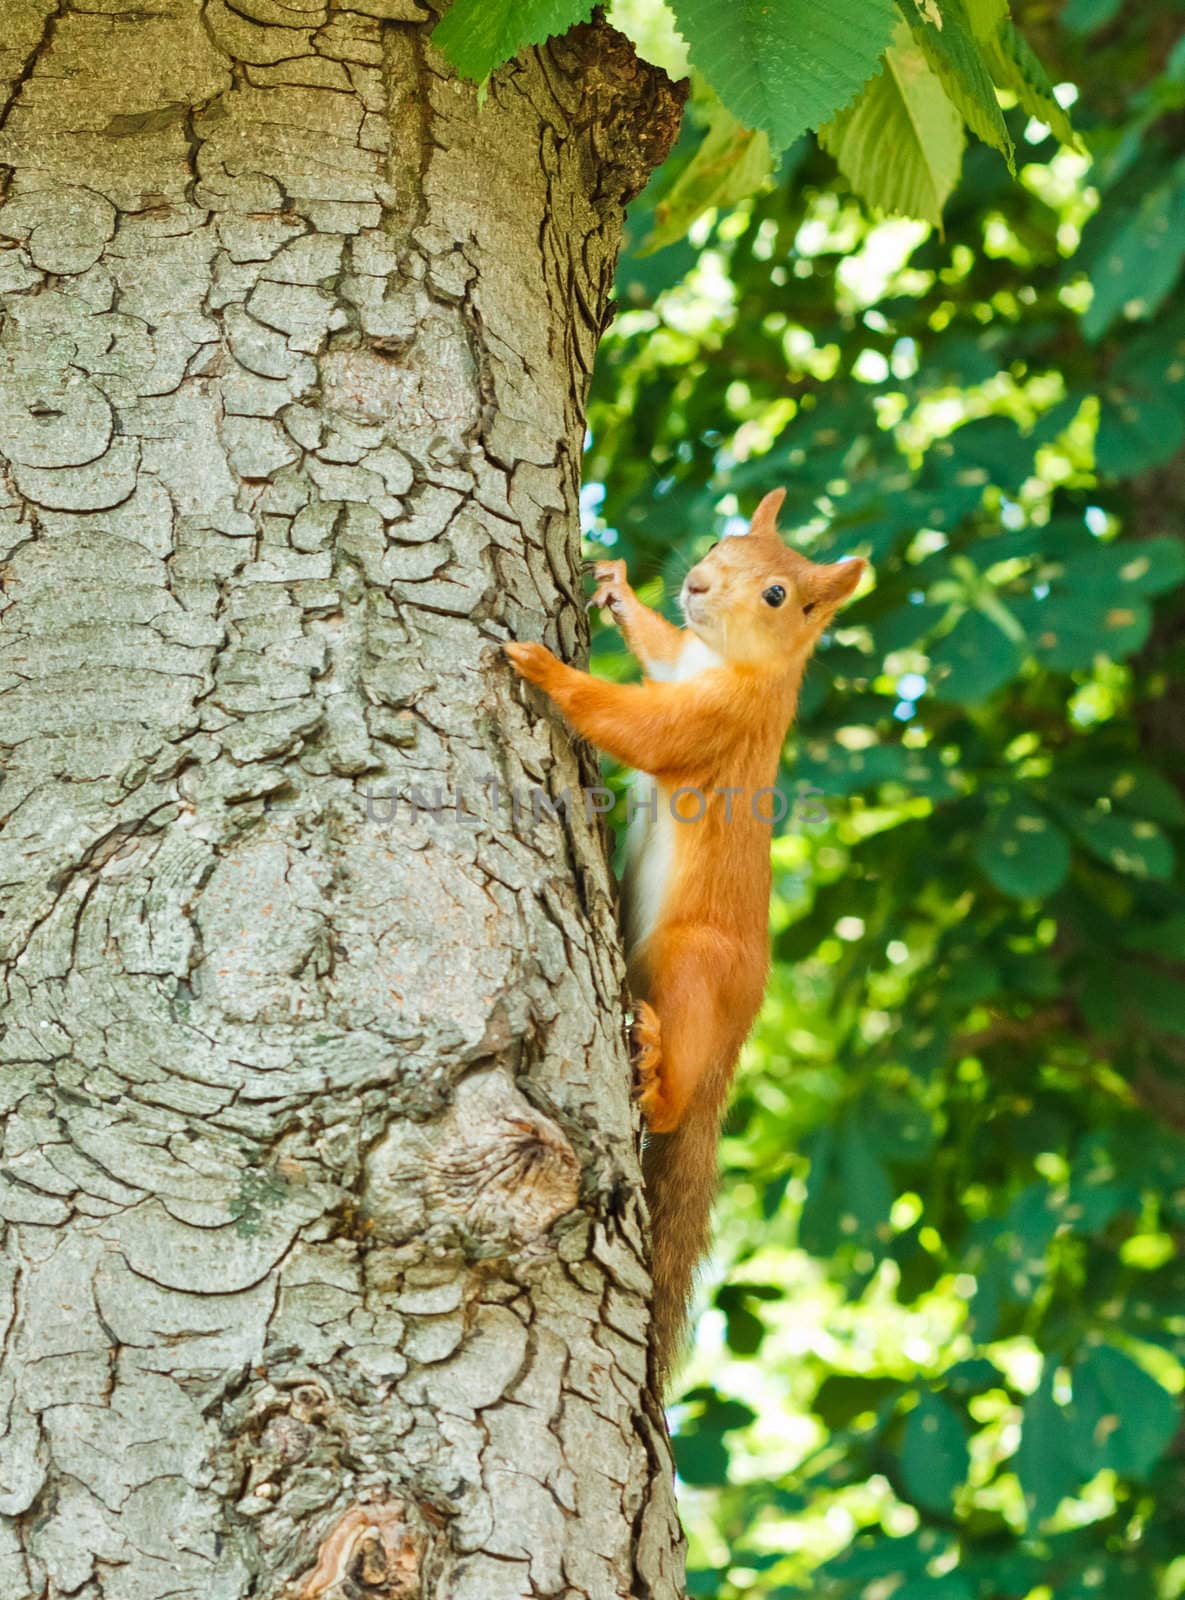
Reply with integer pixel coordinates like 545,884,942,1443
0,6,686,1598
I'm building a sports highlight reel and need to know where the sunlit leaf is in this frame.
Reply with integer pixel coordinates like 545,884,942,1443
820,28,966,226
644,95,774,252
899,0,1014,168
431,0,593,80
983,22,1076,147
670,0,897,152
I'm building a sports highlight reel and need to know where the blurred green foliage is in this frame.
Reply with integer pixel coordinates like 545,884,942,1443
584,2,1185,1595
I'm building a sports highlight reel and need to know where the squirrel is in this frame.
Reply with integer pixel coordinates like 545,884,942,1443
505,488,866,1380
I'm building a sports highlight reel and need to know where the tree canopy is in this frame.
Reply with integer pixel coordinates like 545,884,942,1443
434,0,1075,232
574,1,1184,1596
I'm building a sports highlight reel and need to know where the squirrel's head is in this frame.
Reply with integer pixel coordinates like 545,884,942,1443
679,489,866,667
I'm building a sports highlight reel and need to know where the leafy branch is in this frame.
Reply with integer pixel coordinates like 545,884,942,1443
430,0,1075,234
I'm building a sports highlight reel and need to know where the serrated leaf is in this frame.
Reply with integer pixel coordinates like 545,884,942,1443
975,798,1071,898
898,0,1014,168
431,0,593,83
644,96,773,252
670,0,898,154
983,22,1076,147
820,29,965,226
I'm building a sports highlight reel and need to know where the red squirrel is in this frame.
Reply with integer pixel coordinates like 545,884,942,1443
505,489,866,1377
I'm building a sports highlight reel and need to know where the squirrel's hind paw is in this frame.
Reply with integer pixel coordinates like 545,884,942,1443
633,1002,677,1133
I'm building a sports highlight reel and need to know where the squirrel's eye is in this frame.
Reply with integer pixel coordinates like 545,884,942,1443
762,584,786,608
802,600,817,616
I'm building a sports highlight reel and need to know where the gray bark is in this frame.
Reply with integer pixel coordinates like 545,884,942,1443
0,5,686,1597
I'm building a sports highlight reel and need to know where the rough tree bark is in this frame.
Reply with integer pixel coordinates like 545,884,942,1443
0,4,687,1597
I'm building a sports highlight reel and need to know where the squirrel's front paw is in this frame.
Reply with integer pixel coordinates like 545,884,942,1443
504,639,560,688
589,558,631,618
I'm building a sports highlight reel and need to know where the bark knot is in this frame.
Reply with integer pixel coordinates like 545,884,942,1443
551,17,689,205
363,1068,581,1246
293,1499,426,1599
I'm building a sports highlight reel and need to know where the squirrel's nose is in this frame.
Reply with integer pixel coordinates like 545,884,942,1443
685,569,710,595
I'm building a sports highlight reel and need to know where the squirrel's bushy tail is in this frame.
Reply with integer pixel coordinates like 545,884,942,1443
643,1099,722,1382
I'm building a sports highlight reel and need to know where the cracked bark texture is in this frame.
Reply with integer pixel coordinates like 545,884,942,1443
0,5,687,1597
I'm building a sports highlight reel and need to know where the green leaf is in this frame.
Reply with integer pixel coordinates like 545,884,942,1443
896,1580,975,1600
716,1287,769,1354
928,607,1025,701
672,1391,756,1485
814,1374,902,1428
1071,1345,1180,1479
1048,800,1175,882
670,0,898,153
868,599,949,653
1116,965,1185,1038
898,0,1014,169
960,0,1010,39
1096,391,1185,476
1012,590,1152,670
671,1427,730,1485
1015,1364,1081,1524
975,798,1071,899
1098,316,1185,473
900,1392,970,1513
824,1533,936,1585
1041,525,1185,598
644,96,774,252
431,0,593,82
1060,0,1122,33
1053,762,1185,827
1079,160,1185,341
800,1124,843,1254
838,1115,894,1236
982,22,1076,147
819,28,965,226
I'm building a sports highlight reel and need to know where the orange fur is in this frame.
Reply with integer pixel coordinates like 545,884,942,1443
505,488,866,1377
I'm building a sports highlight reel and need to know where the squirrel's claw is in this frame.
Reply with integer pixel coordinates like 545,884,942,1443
503,638,558,688
588,557,630,617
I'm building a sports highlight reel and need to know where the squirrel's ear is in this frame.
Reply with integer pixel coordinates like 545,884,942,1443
816,556,866,606
748,488,786,540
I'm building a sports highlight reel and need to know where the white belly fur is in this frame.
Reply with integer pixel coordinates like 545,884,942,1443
622,633,723,959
